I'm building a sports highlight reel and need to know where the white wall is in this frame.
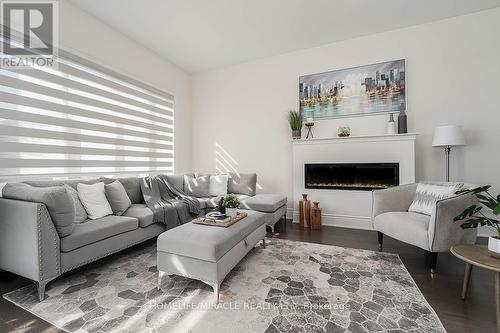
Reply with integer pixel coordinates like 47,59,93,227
192,8,500,219
59,1,192,173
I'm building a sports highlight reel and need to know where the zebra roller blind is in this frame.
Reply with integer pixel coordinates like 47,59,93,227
0,50,174,181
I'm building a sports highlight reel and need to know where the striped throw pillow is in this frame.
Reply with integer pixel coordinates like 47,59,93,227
408,182,463,215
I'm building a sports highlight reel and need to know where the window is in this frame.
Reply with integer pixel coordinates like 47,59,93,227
0,50,174,181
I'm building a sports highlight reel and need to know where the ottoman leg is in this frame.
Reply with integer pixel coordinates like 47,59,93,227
262,239,266,248
158,271,165,290
213,283,220,304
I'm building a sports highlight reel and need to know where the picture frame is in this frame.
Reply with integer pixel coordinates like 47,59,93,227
299,59,406,120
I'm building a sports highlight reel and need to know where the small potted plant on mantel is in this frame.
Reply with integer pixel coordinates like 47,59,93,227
288,110,302,140
224,194,240,218
454,185,500,258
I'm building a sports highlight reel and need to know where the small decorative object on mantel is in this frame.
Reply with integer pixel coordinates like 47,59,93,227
398,102,408,134
223,194,240,218
387,113,396,134
311,202,322,230
337,126,350,137
288,110,302,140
305,121,314,139
299,194,311,228
454,185,500,258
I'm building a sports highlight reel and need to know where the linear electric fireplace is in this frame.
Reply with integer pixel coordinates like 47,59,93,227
305,163,399,191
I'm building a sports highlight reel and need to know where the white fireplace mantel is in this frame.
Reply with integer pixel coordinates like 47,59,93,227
291,133,418,145
291,133,418,230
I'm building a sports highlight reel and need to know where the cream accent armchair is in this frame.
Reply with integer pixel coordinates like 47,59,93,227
372,183,478,273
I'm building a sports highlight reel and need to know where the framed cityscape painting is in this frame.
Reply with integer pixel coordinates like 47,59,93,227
299,59,406,119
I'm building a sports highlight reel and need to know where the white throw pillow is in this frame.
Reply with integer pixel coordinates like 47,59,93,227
77,182,113,219
408,182,463,215
209,174,229,196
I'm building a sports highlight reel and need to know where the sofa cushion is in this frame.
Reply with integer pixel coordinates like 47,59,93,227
196,198,208,209
60,215,139,252
157,210,265,262
77,182,113,220
228,173,257,196
2,183,75,237
123,204,154,228
105,180,132,216
64,184,88,223
116,177,143,204
240,194,287,213
23,180,64,187
63,178,105,190
200,196,221,209
209,174,229,196
166,175,185,192
184,175,211,197
373,211,431,251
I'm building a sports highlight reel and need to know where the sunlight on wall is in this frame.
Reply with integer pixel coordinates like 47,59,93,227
215,142,263,190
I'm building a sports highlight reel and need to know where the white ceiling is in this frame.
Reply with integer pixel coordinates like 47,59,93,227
69,0,500,73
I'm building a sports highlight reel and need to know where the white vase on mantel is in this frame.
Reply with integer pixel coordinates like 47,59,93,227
488,236,500,258
386,114,396,135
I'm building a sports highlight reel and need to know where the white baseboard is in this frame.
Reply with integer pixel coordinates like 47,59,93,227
289,209,491,238
290,210,372,230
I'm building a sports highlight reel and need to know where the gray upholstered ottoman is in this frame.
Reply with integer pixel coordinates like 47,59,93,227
157,210,266,303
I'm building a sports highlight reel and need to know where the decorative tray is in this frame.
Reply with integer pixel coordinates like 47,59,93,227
192,212,248,227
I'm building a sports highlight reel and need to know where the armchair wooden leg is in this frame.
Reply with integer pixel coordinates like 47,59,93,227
377,232,384,251
429,251,438,274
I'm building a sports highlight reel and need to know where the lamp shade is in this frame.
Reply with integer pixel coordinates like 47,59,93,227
432,125,466,147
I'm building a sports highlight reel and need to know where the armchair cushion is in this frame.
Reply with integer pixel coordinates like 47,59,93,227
373,211,431,251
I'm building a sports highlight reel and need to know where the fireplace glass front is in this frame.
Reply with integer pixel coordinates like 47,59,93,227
305,163,399,191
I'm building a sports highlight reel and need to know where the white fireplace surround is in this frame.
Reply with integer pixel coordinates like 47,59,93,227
292,133,417,230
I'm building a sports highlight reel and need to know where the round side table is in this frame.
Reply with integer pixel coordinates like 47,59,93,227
451,244,500,333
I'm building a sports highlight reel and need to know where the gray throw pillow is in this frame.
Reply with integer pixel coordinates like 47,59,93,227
228,173,257,196
116,177,143,204
183,175,210,197
105,180,132,216
64,184,88,223
2,183,75,237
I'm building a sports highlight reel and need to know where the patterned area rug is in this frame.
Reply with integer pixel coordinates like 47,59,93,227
3,239,445,333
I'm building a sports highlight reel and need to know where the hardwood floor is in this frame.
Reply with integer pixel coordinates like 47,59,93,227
0,220,493,333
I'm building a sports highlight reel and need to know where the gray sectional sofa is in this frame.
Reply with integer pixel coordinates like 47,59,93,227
0,172,287,301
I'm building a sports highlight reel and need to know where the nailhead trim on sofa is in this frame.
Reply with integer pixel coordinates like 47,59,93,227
37,204,60,281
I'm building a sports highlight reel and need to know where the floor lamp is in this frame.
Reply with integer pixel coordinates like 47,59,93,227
432,125,466,182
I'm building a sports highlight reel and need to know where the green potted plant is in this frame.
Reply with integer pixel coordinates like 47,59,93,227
454,185,500,257
338,126,351,137
224,194,240,218
288,110,303,140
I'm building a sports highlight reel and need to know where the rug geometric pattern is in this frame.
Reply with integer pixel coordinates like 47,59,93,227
3,239,446,332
